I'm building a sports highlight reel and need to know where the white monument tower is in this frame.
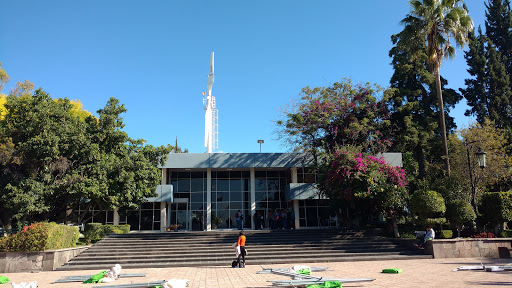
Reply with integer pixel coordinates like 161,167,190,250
203,52,218,153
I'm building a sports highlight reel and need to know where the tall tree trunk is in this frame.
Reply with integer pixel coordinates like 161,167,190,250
434,68,451,176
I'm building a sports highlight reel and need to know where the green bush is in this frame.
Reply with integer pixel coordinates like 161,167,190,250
480,191,512,225
0,222,79,252
499,230,512,238
409,190,446,221
84,223,130,244
439,230,453,239
446,200,476,228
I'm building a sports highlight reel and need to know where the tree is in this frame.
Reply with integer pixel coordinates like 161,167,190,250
277,79,393,163
321,151,409,237
446,200,476,237
485,0,512,75
461,28,512,133
400,0,474,176
389,28,462,182
409,190,446,221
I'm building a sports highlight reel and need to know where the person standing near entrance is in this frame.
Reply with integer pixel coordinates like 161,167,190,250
237,230,246,268
235,210,243,230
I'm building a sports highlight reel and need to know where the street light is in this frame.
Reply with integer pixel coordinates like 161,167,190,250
466,144,486,216
257,140,264,153
475,148,487,169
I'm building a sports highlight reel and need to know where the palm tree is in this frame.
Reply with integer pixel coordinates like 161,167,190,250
401,0,473,176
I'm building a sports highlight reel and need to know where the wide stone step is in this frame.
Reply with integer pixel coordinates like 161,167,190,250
57,254,432,270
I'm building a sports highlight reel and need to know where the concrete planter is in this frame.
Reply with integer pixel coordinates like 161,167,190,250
0,246,90,273
426,238,512,258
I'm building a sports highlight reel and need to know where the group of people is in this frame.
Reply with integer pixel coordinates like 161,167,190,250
236,209,297,231
252,209,295,230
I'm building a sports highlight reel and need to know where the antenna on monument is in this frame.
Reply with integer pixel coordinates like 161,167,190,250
203,52,218,153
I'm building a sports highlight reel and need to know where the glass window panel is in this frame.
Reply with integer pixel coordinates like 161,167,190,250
175,193,189,199
217,202,230,210
140,210,153,230
177,179,190,192
243,179,249,191
154,210,161,221
267,179,279,191
93,211,106,224
230,201,243,209
306,207,318,227
191,172,203,178
211,180,217,192
216,192,229,202
153,221,160,230
126,210,140,230
217,180,229,191
216,171,229,178
190,202,204,210
106,210,114,222
268,202,281,210
177,172,190,178
267,171,279,177
300,219,307,227
304,174,316,183
255,179,266,191
229,171,241,178
190,192,203,202
255,171,266,178
299,207,306,218
255,192,267,201
216,210,229,229
241,171,250,178
256,202,267,209
230,191,242,201
191,179,203,192
229,179,243,191
141,203,154,209
298,174,304,183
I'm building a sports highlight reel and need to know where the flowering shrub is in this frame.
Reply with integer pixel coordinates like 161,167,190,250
471,232,497,238
324,151,408,210
0,222,79,252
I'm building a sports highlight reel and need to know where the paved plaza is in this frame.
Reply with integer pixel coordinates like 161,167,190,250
3,258,512,288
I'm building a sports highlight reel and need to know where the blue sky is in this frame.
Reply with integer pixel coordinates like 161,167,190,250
0,1,487,153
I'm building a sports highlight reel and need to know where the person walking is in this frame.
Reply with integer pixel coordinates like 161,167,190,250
237,230,246,268
235,210,243,230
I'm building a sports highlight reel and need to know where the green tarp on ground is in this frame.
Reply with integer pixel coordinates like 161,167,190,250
296,268,311,275
0,276,10,284
306,280,342,288
83,271,107,283
382,268,402,273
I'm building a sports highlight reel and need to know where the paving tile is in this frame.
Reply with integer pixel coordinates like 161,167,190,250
3,258,512,287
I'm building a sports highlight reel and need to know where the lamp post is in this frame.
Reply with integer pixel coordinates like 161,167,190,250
257,140,264,153
466,145,486,215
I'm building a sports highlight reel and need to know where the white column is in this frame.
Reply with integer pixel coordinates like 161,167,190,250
207,168,212,231
293,200,300,230
291,167,300,229
113,208,120,225
161,168,167,185
250,168,256,230
160,202,166,232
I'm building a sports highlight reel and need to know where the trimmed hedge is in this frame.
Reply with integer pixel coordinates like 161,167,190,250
0,222,79,252
480,191,512,224
499,230,512,238
439,230,453,239
84,223,130,243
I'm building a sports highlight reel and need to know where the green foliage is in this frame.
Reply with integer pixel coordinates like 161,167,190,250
423,218,447,226
400,0,473,175
0,88,173,226
446,200,477,228
409,190,446,220
322,150,408,214
499,230,512,238
84,223,130,243
277,79,393,156
0,222,79,252
480,191,512,224
439,230,453,239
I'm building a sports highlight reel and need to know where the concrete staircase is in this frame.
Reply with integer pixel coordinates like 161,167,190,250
58,229,431,270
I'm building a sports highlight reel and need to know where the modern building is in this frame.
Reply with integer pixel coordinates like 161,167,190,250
90,152,402,232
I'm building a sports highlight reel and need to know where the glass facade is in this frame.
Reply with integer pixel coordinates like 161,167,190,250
298,199,331,228
211,170,250,229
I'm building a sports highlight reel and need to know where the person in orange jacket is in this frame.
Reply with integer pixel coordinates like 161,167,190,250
237,230,246,267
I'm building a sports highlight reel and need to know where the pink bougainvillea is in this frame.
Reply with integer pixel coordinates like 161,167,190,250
324,151,408,210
